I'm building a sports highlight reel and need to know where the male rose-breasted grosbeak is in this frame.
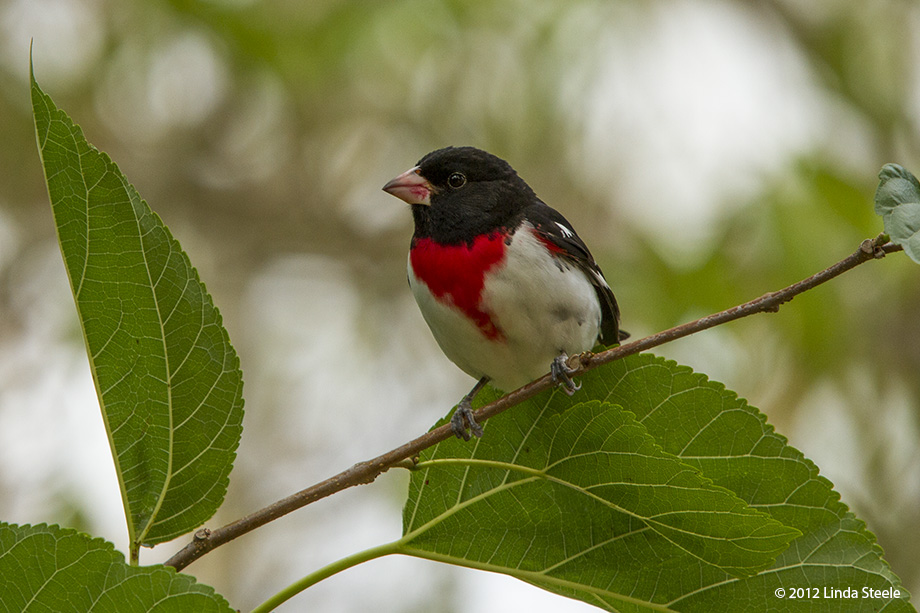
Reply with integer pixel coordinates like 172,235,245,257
383,147,626,440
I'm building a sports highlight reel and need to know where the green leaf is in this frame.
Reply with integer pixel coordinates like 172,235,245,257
875,163,920,263
0,522,234,612
402,400,797,580
401,354,913,612
30,67,244,551
594,354,912,611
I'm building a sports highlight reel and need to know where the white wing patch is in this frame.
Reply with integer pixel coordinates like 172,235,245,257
555,221,575,239
591,269,611,289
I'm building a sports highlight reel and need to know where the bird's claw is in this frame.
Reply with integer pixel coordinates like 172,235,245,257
551,354,582,396
450,398,483,441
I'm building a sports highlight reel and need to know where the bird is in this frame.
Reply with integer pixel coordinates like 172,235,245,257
383,146,627,440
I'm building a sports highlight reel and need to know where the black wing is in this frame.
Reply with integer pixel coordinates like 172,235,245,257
524,202,628,345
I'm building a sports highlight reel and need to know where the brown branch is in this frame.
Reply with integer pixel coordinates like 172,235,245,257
164,235,901,572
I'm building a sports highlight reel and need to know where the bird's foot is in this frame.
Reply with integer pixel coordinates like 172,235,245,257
551,354,582,396
450,397,483,441
450,377,488,440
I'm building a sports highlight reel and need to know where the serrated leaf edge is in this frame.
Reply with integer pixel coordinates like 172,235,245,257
29,66,244,551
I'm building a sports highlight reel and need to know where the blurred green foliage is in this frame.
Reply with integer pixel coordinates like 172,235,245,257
2,0,918,610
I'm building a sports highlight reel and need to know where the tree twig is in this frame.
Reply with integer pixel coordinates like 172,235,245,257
164,235,901,572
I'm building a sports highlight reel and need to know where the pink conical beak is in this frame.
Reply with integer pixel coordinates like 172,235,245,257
383,166,432,205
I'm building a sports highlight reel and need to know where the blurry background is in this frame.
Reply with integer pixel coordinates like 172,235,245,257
1,0,919,610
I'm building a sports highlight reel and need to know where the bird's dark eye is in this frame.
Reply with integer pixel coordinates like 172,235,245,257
447,172,466,189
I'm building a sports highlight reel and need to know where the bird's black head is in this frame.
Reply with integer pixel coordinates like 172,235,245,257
383,146,536,245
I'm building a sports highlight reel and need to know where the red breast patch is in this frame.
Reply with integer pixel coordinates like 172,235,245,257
410,232,507,340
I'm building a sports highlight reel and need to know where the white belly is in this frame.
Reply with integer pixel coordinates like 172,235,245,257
409,225,601,391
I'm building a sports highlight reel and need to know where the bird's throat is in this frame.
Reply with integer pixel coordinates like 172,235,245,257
410,233,508,340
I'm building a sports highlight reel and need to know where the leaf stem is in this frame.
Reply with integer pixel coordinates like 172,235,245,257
250,541,399,613
164,236,902,572
251,517,678,613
